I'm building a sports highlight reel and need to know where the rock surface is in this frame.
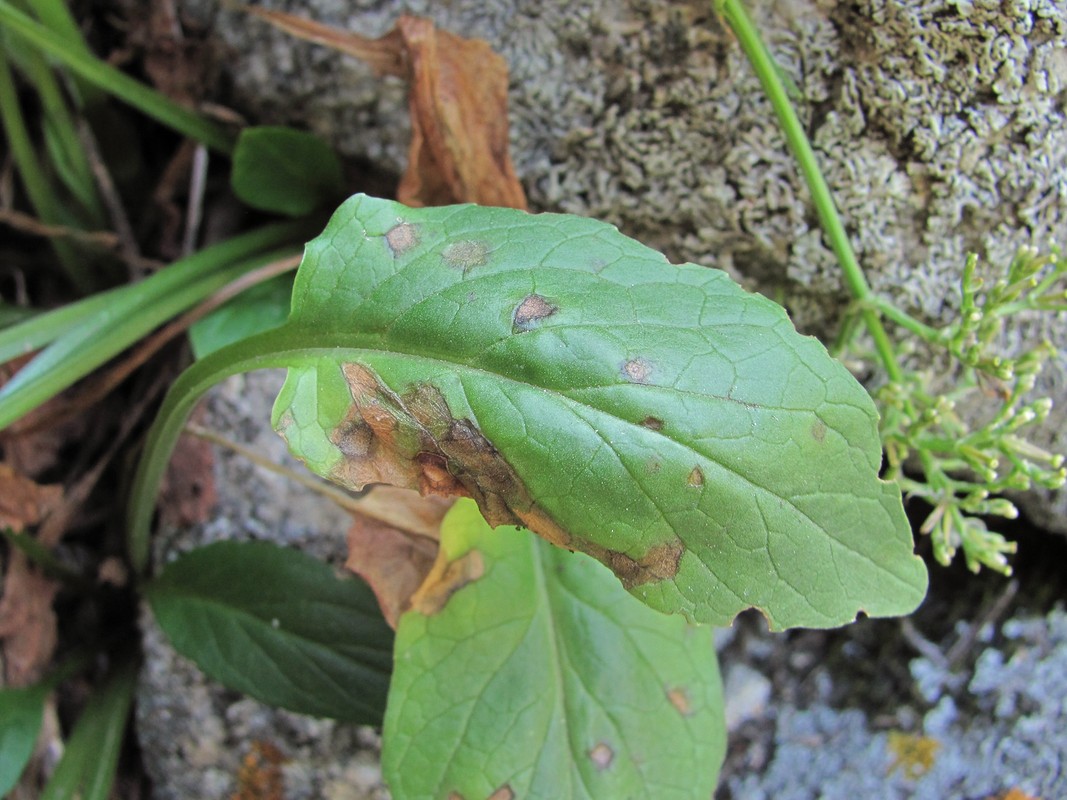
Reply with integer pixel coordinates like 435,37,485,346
174,0,1067,528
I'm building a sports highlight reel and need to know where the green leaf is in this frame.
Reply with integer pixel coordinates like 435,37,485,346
188,273,293,359
231,126,344,216
382,499,725,799
0,685,45,796
270,194,927,628
145,540,394,723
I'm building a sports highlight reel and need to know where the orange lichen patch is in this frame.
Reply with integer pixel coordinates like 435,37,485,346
667,686,693,716
621,358,653,384
385,222,420,256
442,240,491,272
886,731,940,779
410,547,485,615
639,416,664,431
487,786,515,800
995,789,1042,800
512,294,558,331
588,742,614,770
230,740,286,800
687,466,705,488
811,419,827,443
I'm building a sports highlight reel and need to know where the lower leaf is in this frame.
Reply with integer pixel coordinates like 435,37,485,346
146,540,394,723
382,499,725,799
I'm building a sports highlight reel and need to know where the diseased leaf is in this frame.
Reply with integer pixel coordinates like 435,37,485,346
271,194,927,629
382,499,725,799
231,126,344,216
146,540,393,722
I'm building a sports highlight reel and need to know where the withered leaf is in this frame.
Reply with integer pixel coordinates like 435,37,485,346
344,488,449,629
246,9,526,209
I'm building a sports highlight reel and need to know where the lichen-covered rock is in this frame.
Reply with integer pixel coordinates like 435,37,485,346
174,0,1065,511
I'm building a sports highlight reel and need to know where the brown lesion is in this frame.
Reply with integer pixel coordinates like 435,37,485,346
512,294,558,332
327,361,684,591
385,222,420,256
621,357,653,384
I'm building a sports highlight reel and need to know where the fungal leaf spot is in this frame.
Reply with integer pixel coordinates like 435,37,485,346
442,239,490,272
811,419,827,443
639,416,664,431
588,742,614,770
410,548,485,616
487,786,515,800
321,363,685,590
667,686,692,716
621,357,653,384
687,467,705,488
385,222,420,256
512,294,558,332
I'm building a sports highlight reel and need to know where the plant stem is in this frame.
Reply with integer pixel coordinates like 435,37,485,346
714,0,903,382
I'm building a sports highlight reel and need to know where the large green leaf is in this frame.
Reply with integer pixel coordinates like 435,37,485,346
383,499,725,799
146,540,393,723
269,194,926,628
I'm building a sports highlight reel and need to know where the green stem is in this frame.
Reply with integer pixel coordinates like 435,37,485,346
715,0,903,381
126,328,320,572
0,1,235,154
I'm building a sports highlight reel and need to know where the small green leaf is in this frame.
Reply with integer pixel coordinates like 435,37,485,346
146,540,393,723
188,273,293,359
383,499,725,799
269,194,926,629
0,685,45,796
231,126,344,216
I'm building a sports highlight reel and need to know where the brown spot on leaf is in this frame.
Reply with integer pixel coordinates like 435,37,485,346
385,222,420,256
487,787,515,800
315,362,685,595
667,687,693,716
639,416,664,431
811,419,827,443
410,547,485,615
512,294,558,332
621,357,653,384
589,742,614,770
687,467,705,488
442,240,490,272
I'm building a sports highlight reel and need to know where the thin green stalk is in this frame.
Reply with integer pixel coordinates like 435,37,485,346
715,0,903,382
0,1,235,154
23,0,106,108
0,47,93,291
39,655,137,800
8,32,104,222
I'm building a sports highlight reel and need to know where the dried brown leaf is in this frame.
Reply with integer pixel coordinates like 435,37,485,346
0,553,58,686
344,488,450,628
247,10,527,209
